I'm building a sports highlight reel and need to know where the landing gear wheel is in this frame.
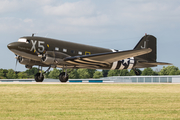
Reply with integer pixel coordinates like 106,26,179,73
59,72,68,82
35,73,44,82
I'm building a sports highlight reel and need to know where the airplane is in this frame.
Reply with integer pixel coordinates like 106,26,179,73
7,34,171,82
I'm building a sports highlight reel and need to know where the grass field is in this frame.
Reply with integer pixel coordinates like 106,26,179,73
0,84,180,120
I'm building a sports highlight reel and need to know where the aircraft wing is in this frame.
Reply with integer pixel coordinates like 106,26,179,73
64,48,152,67
138,61,172,65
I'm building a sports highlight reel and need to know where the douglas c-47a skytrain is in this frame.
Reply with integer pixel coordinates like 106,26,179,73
7,34,171,82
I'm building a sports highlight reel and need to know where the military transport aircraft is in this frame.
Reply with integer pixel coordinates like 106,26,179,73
7,34,171,82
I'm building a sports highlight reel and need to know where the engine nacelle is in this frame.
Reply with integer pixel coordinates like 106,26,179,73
18,56,31,65
42,51,70,65
17,56,47,67
42,56,65,65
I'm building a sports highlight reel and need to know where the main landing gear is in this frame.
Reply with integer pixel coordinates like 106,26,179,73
34,66,51,82
35,73,44,82
59,72,68,82
59,65,72,82
34,65,71,83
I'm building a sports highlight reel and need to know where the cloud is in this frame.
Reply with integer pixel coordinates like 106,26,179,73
0,0,53,14
43,1,95,17
1,0,180,37
0,0,18,13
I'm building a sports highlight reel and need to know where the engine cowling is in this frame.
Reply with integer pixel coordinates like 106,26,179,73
42,51,70,65
18,56,31,65
17,56,47,67
42,56,64,65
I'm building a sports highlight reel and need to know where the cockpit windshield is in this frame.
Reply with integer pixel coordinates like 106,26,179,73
18,38,30,43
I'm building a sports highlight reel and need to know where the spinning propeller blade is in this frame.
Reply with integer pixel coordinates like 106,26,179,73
14,54,18,71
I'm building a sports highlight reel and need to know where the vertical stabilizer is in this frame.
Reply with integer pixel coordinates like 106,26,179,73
134,35,156,62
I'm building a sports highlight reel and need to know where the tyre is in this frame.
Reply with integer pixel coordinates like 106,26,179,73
34,73,44,82
59,72,68,82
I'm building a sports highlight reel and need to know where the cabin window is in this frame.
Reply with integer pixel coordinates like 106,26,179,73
55,47,59,51
27,39,30,43
85,51,91,55
63,49,67,52
78,51,82,55
71,50,75,54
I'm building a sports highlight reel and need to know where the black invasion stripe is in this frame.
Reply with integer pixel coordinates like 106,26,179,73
124,64,129,69
68,60,102,67
115,61,121,69
81,59,109,66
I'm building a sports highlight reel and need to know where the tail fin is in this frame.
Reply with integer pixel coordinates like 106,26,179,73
134,35,172,68
134,35,156,62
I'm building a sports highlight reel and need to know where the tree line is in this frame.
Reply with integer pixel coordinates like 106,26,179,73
0,66,180,79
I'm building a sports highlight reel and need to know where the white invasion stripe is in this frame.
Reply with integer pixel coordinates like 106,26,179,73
75,59,99,65
75,59,108,66
111,61,118,70
127,57,134,69
66,61,79,65
111,49,118,70
83,58,108,64
119,62,125,70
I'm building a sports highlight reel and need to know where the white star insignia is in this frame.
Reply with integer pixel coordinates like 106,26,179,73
123,59,129,65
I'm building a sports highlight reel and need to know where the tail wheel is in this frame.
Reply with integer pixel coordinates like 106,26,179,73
59,72,68,82
35,73,44,82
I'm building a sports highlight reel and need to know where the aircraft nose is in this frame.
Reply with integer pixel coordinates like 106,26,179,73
7,42,17,50
7,43,13,50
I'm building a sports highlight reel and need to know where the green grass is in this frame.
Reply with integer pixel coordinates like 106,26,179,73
0,84,180,120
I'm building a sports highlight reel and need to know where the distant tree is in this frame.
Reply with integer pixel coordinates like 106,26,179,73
107,70,120,77
25,67,39,78
93,71,103,78
129,69,142,76
102,70,109,77
17,72,27,79
159,66,180,75
154,68,161,75
77,69,90,79
3,69,8,78
141,68,156,75
68,69,79,79
45,71,50,78
119,69,130,76
6,69,17,79
88,69,96,78
169,70,180,75
129,69,136,76
48,68,61,79
0,69,6,79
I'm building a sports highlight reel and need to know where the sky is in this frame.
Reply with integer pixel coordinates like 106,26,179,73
1,0,180,71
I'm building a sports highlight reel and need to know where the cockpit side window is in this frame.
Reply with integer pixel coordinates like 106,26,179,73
18,38,30,44
27,39,30,43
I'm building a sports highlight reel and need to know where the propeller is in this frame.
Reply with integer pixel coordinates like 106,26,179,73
15,54,19,71
14,54,23,71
